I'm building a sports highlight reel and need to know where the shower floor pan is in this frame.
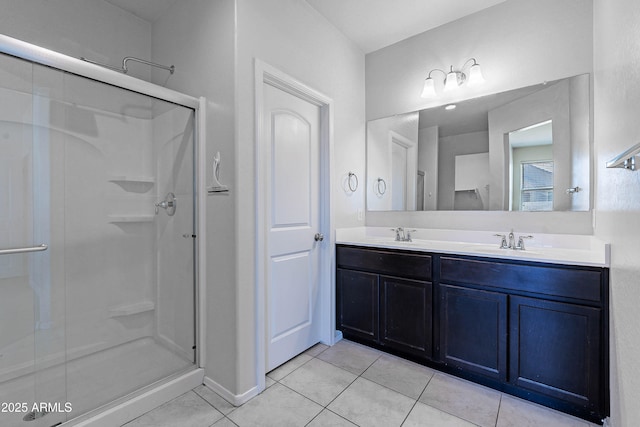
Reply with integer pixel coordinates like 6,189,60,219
0,337,194,427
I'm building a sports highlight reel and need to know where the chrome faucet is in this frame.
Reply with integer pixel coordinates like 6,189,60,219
494,230,534,250
391,227,416,242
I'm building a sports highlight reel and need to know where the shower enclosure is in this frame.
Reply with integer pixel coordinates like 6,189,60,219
0,37,200,426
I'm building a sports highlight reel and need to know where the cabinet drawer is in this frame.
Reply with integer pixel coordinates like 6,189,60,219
440,257,602,303
337,246,431,281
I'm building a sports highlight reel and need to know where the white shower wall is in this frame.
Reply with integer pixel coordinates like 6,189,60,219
60,73,157,358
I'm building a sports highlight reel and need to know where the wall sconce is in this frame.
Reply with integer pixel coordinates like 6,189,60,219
421,58,485,98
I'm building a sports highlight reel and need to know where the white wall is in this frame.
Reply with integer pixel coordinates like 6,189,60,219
366,0,592,120
0,0,152,81
594,1,640,425
365,0,594,234
235,0,365,396
151,0,238,395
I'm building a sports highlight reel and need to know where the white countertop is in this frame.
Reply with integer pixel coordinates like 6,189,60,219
335,227,610,267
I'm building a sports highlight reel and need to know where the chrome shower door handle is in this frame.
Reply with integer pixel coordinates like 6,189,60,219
155,192,177,216
314,233,324,242
0,244,48,255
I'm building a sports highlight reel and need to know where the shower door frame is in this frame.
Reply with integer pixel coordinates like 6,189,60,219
0,32,207,421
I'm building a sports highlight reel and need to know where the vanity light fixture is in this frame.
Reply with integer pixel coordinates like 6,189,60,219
421,58,485,98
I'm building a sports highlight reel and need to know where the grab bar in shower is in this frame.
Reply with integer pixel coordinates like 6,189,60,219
0,244,48,255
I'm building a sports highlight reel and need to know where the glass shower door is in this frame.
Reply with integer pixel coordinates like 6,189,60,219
1,49,196,425
0,55,68,427
56,67,196,418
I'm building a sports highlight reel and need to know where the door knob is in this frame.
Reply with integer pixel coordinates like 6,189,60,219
314,233,324,242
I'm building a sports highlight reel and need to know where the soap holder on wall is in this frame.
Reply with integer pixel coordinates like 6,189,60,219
208,151,229,194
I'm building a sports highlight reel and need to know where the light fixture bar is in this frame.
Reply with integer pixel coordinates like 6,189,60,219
421,58,484,98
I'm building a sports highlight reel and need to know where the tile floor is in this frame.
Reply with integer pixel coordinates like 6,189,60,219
123,340,600,427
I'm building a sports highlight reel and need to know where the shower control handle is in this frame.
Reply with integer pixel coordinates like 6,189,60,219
155,192,177,216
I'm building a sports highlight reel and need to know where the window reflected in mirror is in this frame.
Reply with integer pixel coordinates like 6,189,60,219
508,120,553,211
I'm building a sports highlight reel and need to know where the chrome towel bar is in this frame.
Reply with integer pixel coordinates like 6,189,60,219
0,244,48,255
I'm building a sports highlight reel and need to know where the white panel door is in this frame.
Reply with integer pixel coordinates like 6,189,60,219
264,83,321,371
391,141,408,210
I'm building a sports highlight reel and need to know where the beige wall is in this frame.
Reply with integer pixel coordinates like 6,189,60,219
593,1,640,425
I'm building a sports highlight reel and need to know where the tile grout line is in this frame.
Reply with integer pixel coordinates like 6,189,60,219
305,342,382,425
191,389,227,420
494,393,503,427
399,373,434,426
193,385,237,417
408,372,487,427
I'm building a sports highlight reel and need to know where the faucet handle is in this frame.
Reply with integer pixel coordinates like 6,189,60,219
405,229,417,242
494,234,508,249
516,235,534,250
390,227,401,241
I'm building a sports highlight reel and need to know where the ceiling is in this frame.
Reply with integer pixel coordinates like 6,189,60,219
305,0,507,53
103,0,180,23
103,0,506,53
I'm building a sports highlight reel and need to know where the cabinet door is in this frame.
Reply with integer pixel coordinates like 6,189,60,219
510,296,602,410
336,269,379,343
440,284,507,381
380,276,432,358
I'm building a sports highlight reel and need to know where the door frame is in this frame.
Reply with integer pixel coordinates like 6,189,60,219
254,59,335,391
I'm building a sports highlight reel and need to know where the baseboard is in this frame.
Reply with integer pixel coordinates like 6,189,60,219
68,368,204,427
203,375,260,407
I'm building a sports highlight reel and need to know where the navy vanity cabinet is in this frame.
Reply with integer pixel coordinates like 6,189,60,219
439,256,608,422
336,244,609,423
336,245,433,358
379,275,432,357
336,268,379,343
439,284,508,381
509,296,602,411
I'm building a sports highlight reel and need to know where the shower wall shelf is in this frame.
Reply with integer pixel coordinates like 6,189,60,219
606,142,640,171
109,175,156,184
108,301,155,318
108,215,154,223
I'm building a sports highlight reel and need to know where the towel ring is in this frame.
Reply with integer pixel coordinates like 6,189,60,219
376,178,387,195
347,172,358,192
